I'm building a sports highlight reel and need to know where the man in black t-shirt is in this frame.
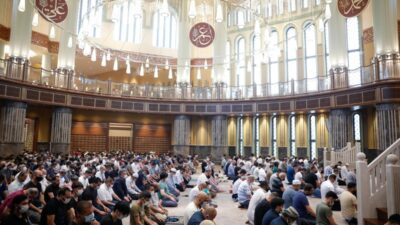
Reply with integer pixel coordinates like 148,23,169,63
254,193,278,225
100,201,130,225
303,166,321,198
40,187,74,225
44,175,61,203
82,177,110,221
23,169,45,223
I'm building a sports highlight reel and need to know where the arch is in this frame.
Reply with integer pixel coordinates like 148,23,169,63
235,36,246,86
303,22,317,91
285,26,298,83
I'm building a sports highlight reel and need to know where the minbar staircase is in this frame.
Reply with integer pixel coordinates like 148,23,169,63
357,138,400,225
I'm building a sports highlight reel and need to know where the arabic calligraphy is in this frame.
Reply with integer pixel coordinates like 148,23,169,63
337,0,369,18
36,0,68,23
190,23,215,48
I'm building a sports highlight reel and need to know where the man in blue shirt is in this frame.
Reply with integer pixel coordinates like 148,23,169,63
292,184,316,225
187,206,217,225
282,179,301,209
228,161,237,180
286,164,296,184
237,175,255,208
262,198,284,225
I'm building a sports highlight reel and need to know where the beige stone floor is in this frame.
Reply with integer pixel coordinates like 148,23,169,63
123,174,348,225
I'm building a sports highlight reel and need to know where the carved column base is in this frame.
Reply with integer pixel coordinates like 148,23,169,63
50,143,70,155
5,56,29,80
0,143,24,158
173,145,190,157
374,53,400,80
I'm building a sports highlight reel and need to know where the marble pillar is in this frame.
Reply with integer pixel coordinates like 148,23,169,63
0,101,27,157
376,104,400,151
173,115,190,156
211,115,228,162
373,0,398,55
329,109,352,150
50,108,72,155
176,1,191,84
327,0,348,89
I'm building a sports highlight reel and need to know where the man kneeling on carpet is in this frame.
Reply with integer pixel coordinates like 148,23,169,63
187,205,217,225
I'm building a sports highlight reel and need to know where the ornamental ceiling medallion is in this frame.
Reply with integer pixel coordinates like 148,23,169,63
36,0,69,23
189,22,215,48
337,0,369,18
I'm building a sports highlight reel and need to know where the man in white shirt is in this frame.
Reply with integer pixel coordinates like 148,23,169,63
8,170,28,194
258,164,267,182
340,182,357,224
294,167,304,184
237,175,255,208
197,167,211,186
247,181,270,224
189,182,208,202
320,174,343,200
98,177,122,208
78,170,92,189
340,164,349,183
95,166,106,181
126,172,141,199
183,192,210,225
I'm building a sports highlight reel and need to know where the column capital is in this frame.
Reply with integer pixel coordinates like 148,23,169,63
1,101,27,109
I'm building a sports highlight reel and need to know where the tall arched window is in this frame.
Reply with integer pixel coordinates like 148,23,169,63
277,0,284,15
303,0,309,8
304,23,317,91
346,16,361,86
113,1,142,43
237,10,245,28
309,115,317,159
353,113,362,144
238,117,244,155
152,11,177,48
324,21,330,75
269,30,279,95
289,115,296,156
286,27,297,84
271,116,277,156
78,0,103,37
252,34,261,89
289,0,296,12
236,37,246,86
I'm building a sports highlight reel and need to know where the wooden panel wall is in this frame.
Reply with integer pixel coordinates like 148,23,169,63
296,114,308,148
317,113,329,148
243,117,253,147
227,117,236,146
71,122,108,152
260,115,270,147
277,115,288,147
134,124,171,154
190,117,211,146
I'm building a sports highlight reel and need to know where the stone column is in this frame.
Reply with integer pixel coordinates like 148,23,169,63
0,101,27,157
376,104,400,151
211,115,228,162
50,108,72,155
327,0,348,89
329,109,352,150
212,1,227,84
176,0,191,85
173,115,190,156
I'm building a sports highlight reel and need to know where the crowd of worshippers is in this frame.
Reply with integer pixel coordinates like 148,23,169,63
0,152,219,225
220,155,364,225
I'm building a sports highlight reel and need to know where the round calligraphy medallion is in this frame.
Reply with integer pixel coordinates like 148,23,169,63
337,0,369,18
36,0,69,23
189,23,215,48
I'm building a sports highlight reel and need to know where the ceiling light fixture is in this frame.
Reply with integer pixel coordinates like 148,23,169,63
83,44,91,56
196,68,201,80
145,58,150,68
154,66,159,78
215,0,223,23
165,59,169,70
140,63,144,76
204,59,208,69
160,0,170,17
126,63,131,74
101,54,107,67
32,10,39,26
91,48,97,61
49,25,56,39
168,67,173,79
106,50,111,61
113,58,118,71
188,0,196,19
18,0,25,12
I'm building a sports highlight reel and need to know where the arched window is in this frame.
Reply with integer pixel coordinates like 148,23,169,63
252,34,261,89
78,0,103,37
113,1,142,43
254,116,260,157
324,21,330,75
303,0,309,8
265,1,272,17
277,0,284,15
238,117,244,155
236,37,246,86
289,0,296,12
271,116,277,157
237,10,245,28
289,115,296,156
309,115,317,159
353,113,361,144
225,41,231,85
152,11,177,48
269,30,279,95
346,16,361,86
286,27,297,83
304,23,317,92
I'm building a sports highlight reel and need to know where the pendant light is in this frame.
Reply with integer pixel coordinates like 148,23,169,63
101,54,107,67
91,48,97,62
18,0,25,12
113,58,118,71
49,25,56,39
204,59,208,69
188,0,196,19
83,44,91,56
154,66,159,78
196,68,201,80
165,59,170,70
139,64,144,76
67,36,73,48
126,63,131,74
106,50,111,61
215,1,223,23
145,58,150,68
168,67,173,79
32,11,39,26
